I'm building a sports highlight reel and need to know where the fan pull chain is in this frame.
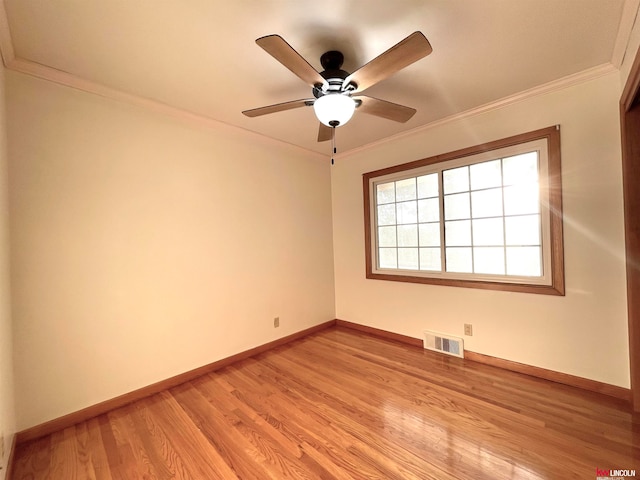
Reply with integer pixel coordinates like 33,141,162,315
331,126,336,165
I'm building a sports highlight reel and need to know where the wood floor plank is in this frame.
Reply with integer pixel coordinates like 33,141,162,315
127,400,194,479
73,421,101,480
108,406,164,479
142,391,240,480
171,382,284,479
48,427,80,479
83,418,114,480
11,326,640,479
321,331,630,476
96,414,129,480
12,434,52,479
192,375,304,460
290,332,634,472
242,356,469,479
254,348,506,479
222,364,413,479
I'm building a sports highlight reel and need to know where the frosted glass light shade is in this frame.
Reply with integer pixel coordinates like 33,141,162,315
313,94,356,127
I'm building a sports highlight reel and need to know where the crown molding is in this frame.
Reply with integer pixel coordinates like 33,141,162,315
0,0,623,161
0,0,324,161
338,63,618,159
6,57,327,160
0,0,14,65
1,56,618,163
612,0,640,68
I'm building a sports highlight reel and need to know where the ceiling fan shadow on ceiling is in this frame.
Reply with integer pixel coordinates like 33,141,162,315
242,31,433,151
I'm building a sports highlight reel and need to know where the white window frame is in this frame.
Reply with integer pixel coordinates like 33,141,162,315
363,126,565,295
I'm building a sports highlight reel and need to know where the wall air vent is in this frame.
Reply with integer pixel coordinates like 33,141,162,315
423,331,464,358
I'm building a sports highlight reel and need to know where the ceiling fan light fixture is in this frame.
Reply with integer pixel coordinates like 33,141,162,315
313,94,356,127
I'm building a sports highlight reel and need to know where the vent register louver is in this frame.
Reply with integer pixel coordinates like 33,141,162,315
423,331,464,358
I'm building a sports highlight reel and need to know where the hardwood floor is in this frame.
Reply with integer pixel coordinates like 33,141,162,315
11,327,640,479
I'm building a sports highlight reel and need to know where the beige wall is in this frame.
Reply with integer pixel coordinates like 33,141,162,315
4,55,632,432
0,64,15,478
332,71,629,388
8,71,336,430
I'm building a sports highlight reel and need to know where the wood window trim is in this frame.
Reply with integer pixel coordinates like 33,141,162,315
363,126,565,295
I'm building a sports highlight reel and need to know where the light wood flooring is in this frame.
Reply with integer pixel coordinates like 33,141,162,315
11,327,640,479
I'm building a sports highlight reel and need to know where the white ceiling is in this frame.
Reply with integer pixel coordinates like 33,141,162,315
0,0,633,156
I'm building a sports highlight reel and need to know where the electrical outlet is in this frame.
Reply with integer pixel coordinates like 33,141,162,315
273,317,280,328
464,324,473,336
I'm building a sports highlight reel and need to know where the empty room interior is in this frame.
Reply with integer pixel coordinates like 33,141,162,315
1,0,640,478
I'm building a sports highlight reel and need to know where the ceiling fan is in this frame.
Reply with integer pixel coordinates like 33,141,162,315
242,32,433,143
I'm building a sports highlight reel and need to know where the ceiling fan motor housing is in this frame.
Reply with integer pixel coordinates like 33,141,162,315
313,50,354,98
311,50,358,127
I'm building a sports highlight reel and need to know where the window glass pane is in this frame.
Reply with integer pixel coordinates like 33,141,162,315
398,248,419,270
470,160,502,190
503,152,538,186
377,204,396,226
378,226,397,247
419,223,440,247
420,248,441,271
379,248,397,269
446,247,472,273
443,166,469,194
396,200,418,224
473,247,505,275
418,198,440,223
366,131,561,293
395,178,417,202
505,214,540,246
417,174,438,198
506,246,541,276
445,220,471,247
444,192,470,220
376,182,395,205
472,218,504,246
471,188,503,218
503,184,539,215
397,225,418,247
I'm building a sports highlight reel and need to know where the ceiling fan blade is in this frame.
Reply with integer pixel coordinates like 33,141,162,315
256,35,329,90
318,123,332,142
242,99,312,118
343,32,432,93
354,95,417,123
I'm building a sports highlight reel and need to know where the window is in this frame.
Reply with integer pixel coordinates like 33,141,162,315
363,126,564,295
